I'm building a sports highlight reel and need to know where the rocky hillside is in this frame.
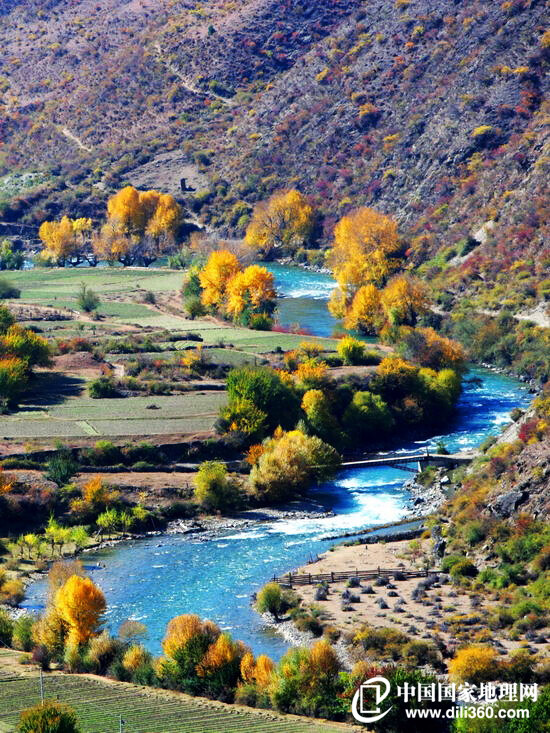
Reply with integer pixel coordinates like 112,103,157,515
0,0,548,315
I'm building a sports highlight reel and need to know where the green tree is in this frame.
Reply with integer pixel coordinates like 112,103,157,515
194,461,242,512
0,240,24,271
226,367,300,434
0,608,14,645
343,391,394,441
255,582,283,620
17,701,81,733
12,614,34,651
96,508,119,538
0,304,15,333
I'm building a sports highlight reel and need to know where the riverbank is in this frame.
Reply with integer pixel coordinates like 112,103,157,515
279,537,548,664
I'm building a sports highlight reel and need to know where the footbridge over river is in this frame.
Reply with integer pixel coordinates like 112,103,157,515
340,451,476,474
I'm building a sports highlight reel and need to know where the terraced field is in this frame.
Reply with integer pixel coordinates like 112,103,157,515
1,393,227,439
0,267,340,443
0,658,354,733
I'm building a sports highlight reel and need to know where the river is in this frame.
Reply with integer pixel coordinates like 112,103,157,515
22,265,531,659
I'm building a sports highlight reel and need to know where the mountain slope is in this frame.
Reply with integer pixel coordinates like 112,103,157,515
0,0,548,319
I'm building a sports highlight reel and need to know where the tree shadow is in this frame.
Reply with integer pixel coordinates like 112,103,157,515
17,371,86,411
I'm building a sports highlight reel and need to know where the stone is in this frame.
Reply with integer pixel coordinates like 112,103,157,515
491,490,529,518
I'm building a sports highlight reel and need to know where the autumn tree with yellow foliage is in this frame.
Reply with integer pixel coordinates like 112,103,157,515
198,250,240,310
39,216,94,266
0,305,50,406
197,250,276,327
245,189,315,257
326,207,433,336
54,575,106,648
160,613,247,698
94,185,182,266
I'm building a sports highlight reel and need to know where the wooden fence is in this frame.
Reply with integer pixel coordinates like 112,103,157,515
272,567,438,586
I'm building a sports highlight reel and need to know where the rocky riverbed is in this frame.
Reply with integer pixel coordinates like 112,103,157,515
166,499,334,539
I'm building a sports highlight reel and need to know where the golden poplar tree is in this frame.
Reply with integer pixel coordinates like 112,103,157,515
54,575,106,647
39,216,93,266
245,189,314,256
225,264,276,319
380,275,430,326
198,250,240,309
100,185,181,265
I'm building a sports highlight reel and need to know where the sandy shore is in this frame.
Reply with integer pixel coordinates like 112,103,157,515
288,539,546,656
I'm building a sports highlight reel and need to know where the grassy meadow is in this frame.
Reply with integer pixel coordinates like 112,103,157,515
0,267,338,442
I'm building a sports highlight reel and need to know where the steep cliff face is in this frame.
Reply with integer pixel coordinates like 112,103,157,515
0,0,548,315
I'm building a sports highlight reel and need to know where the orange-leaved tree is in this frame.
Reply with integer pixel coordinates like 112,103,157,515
39,216,93,267
198,250,240,310
97,185,181,266
54,575,106,647
245,189,314,257
380,275,430,327
225,264,276,322
327,207,414,333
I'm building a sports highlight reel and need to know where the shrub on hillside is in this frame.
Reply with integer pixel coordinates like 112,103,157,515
448,645,499,683
45,448,78,486
17,701,81,733
88,377,119,398
76,282,100,313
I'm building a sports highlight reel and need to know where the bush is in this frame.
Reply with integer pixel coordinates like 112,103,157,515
0,608,14,645
256,583,284,620
193,461,243,512
85,631,120,674
249,429,340,503
337,336,366,365
17,701,81,733
76,282,99,313
249,313,273,331
0,578,25,605
83,440,123,466
45,448,78,486
12,615,34,651
441,555,466,572
448,645,499,683
88,377,119,398
184,296,206,319
0,278,20,299
123,442,164,465
450,559,478,579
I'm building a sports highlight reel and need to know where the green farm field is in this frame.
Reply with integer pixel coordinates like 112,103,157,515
0,267,340,444
0,656,354,733
0,392,226,440
4,267,339,352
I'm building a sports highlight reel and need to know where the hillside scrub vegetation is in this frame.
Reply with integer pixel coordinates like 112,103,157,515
0,305,51,407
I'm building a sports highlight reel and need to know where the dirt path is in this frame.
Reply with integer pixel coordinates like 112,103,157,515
59,126,93,153
153,42,235,106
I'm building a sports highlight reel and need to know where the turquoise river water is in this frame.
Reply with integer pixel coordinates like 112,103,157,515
23,265,531,659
